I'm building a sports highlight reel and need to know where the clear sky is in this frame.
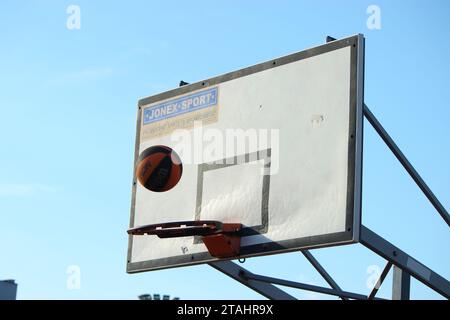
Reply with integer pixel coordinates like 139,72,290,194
0,0,449,300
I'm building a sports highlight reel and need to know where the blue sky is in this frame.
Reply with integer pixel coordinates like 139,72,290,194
0,0,449,299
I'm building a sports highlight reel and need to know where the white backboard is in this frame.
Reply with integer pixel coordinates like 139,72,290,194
127,34,364,272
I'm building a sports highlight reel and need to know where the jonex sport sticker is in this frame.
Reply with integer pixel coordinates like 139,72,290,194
140,87,219,141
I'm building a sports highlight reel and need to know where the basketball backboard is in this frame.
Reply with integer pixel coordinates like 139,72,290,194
127,34,364,272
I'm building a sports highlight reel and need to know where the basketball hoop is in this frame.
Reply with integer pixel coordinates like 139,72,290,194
128,221,242,259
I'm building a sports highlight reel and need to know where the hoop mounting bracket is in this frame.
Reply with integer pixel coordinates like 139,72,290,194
128,220,242,259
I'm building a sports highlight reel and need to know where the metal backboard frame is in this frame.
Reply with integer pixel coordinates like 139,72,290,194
127,34,365,273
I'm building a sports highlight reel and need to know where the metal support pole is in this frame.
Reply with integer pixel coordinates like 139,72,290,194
363,104,450,227
242,272,384,300
301,250,348,300
209,260,296,300
360,225,450,299
392,266,411,300
368,262,392,299
205,101,449,301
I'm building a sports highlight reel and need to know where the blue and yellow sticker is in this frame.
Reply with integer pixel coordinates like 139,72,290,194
140,87,219,140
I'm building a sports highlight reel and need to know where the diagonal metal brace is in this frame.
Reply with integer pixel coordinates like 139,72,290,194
302,250,348,300
242,272,385,300
364,104,450,227
209,260,296,300
368,261,392,299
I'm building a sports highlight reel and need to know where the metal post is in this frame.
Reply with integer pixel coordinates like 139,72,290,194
392,266,411,300
364,104,450,226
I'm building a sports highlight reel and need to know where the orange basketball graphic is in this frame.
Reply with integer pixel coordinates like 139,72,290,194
136,145,182,192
